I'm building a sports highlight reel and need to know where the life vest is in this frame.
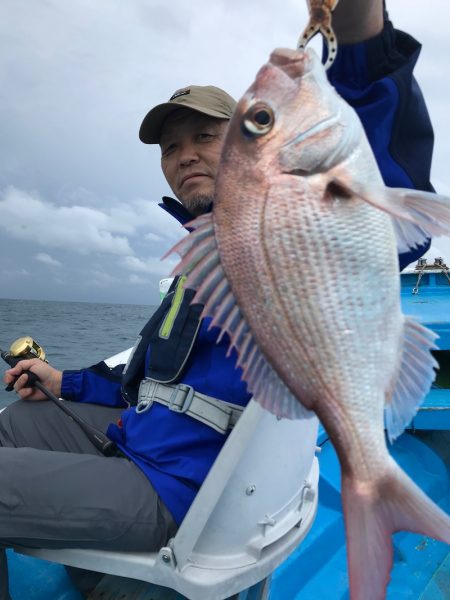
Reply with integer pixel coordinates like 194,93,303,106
121,276,203,406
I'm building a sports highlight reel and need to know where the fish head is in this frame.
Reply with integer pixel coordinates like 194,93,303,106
219,47,361,183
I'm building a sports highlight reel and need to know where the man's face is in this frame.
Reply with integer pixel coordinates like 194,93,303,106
160,109,228,216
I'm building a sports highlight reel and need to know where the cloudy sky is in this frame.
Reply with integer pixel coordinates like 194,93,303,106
0,1,449,305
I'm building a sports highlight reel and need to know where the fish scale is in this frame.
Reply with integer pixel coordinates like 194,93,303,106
216,186,397,405
170,46,450,600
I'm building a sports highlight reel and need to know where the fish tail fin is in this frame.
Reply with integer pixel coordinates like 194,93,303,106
342,457,450,600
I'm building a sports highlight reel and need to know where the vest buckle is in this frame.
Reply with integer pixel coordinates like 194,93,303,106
136,379,157,413
136,397,154,413
168,383,194,413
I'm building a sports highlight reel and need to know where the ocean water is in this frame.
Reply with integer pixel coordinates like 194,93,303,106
0,298,157,409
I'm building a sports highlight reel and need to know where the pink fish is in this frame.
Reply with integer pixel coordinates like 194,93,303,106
169,47,450,599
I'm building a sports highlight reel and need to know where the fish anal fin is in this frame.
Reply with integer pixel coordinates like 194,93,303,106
243,339,312,420
385,317,438,443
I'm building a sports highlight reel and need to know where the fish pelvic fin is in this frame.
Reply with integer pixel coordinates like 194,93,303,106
167,212,311,420
328,178,450,253
385,317,438,443
343,457,450,600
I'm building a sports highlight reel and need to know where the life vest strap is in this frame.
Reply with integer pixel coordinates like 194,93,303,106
136,379,244,435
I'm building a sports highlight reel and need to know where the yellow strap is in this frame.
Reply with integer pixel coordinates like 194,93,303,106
159,275,187,339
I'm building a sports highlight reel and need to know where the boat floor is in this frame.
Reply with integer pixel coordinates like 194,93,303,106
9,431,450,599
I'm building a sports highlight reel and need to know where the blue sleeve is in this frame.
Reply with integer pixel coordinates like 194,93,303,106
327,15,433,270
61,361,128,408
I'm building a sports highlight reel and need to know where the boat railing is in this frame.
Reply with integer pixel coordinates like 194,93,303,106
402,257,450,294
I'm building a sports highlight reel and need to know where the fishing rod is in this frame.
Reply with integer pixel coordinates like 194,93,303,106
1,337,120,457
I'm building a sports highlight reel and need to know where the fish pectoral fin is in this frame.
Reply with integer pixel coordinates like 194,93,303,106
325,179,354,200
385,316,438,443
167,212,311,421
342,457,450,600
328,177,450,253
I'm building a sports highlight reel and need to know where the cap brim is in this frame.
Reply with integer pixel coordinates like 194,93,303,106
139,104,181,144
139,103,231,144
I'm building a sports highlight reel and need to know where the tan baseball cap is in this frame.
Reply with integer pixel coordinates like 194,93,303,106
139,85,237,144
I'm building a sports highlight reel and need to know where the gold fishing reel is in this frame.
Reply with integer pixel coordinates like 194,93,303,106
9,336,48,362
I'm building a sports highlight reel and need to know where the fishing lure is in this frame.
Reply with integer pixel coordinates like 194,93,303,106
297,0,339,68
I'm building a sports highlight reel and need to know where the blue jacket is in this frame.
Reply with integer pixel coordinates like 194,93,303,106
61,17,433,525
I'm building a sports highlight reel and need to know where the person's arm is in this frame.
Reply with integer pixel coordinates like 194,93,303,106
61,361,127,407
327,3,433,268
3,358,127,408
332,0,383,43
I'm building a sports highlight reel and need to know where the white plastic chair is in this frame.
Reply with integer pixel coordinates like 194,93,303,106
15,400,319,600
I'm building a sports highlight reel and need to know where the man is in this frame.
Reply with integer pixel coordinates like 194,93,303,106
0,1,434,597
148,85,234,217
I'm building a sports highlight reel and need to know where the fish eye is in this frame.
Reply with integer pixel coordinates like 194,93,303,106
242,103,274,137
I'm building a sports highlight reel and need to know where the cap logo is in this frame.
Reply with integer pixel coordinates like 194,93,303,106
170,89,191,101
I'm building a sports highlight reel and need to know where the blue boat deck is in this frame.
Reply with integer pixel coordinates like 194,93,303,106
270,431,450,599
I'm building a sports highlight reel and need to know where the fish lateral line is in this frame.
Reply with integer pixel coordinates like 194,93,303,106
282,168,311,178
281,112,342,148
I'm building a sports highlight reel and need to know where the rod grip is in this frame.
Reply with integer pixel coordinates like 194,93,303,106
1,351,39,391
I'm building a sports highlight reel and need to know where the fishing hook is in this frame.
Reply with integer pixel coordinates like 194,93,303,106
297,0,340,69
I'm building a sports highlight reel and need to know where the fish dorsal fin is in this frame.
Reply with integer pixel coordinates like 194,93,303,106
169,213,311,420
328,177,450,253
385,316,438,442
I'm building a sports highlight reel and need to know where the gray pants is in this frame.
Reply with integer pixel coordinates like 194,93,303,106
0,399,177,599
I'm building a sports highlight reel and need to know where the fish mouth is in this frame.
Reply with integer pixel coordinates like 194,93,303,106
269,47,312,81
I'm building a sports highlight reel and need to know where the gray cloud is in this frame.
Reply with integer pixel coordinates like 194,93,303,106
34,253,62,267
0,187,132,255
0,0,449,305
120,255,177,275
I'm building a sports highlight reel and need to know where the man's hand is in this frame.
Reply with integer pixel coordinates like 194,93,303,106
3,358,63,401
332,0,383,44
